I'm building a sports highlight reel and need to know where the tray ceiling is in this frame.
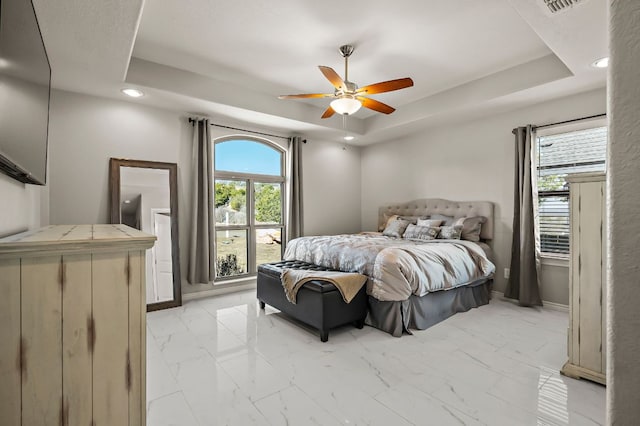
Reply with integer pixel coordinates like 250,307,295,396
32,0,607,145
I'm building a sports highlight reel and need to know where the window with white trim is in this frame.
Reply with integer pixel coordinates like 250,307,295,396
536,124,607,256
213,137,285,280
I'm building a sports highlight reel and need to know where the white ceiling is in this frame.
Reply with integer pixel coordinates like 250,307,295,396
32,0,607,145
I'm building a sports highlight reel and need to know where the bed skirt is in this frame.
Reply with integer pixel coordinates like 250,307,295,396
365,278,493,337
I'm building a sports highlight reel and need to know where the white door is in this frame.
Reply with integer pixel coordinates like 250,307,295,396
153,212,174,302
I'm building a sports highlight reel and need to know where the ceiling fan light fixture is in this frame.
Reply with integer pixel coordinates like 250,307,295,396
330,96,362,115
279,45,413,119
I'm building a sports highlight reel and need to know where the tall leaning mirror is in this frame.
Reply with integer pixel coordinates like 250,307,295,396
109,158,182,311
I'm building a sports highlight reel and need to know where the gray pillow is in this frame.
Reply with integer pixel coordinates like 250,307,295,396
437,224,463,240
403,224,439,240
383,219,411,238
454,216,486,242
430,214,455,225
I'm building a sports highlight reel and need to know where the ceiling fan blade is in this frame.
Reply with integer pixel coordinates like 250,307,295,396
356,78,414,95
278,93,333,99
357,96,396,114
318,66,345,90
321,105,336,119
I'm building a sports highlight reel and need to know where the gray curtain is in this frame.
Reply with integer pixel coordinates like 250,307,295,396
285,136,303,243
188,118,215,284
505,125,542,306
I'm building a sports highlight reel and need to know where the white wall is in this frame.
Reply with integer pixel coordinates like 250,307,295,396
47,89,361,295
538,264,569,306
48,90,189,225
360,88,606,304
0,173,47,237
607,1,640,422
301,140,361,236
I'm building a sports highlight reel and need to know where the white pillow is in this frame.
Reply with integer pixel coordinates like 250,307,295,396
378,214,399,232
417,219,443,227
429,214,455,225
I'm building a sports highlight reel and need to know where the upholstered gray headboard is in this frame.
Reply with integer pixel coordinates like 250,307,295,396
378,198,494,241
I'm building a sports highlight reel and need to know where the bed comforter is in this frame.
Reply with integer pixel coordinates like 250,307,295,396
284,233,495,302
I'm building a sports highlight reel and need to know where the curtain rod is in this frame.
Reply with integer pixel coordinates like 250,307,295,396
188,118,291,141
533,113,606,131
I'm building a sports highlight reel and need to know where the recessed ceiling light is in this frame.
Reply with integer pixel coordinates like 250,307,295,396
121,88,144,98
343,135,355,141
592,57,609,68
123,200,131,204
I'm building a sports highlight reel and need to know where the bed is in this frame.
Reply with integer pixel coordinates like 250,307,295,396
283,199,496,336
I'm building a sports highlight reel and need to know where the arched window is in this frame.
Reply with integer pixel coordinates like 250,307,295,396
213,137,285,280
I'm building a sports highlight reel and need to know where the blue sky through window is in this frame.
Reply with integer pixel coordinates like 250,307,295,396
215,139,282,176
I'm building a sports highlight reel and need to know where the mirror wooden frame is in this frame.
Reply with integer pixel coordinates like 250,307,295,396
109,158,182,311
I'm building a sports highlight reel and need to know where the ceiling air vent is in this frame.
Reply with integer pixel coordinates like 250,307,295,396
543,0,583,13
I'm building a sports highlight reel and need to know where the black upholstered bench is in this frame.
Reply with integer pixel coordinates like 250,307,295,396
257,260,368,342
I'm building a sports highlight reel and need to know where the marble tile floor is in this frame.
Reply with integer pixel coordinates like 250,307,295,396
146,290,605,425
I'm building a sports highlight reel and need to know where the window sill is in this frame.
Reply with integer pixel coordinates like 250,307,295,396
214,275,256,286
540,255,569,267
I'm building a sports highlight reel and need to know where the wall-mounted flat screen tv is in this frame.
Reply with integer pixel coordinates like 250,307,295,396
0,0,51,185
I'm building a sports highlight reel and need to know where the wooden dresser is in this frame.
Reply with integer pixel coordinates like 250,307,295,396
561,172,606,385
0,225,155,425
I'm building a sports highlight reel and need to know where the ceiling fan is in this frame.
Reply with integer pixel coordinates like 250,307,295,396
279,45,414,119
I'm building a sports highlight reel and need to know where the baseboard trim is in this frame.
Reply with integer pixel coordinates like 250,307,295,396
183,282,257,302
540,299,570,313
492,290,569,313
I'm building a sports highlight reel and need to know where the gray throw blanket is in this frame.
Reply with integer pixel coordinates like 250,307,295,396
281,269,367,304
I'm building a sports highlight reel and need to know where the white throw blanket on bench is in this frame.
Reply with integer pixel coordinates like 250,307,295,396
281,269,367,304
